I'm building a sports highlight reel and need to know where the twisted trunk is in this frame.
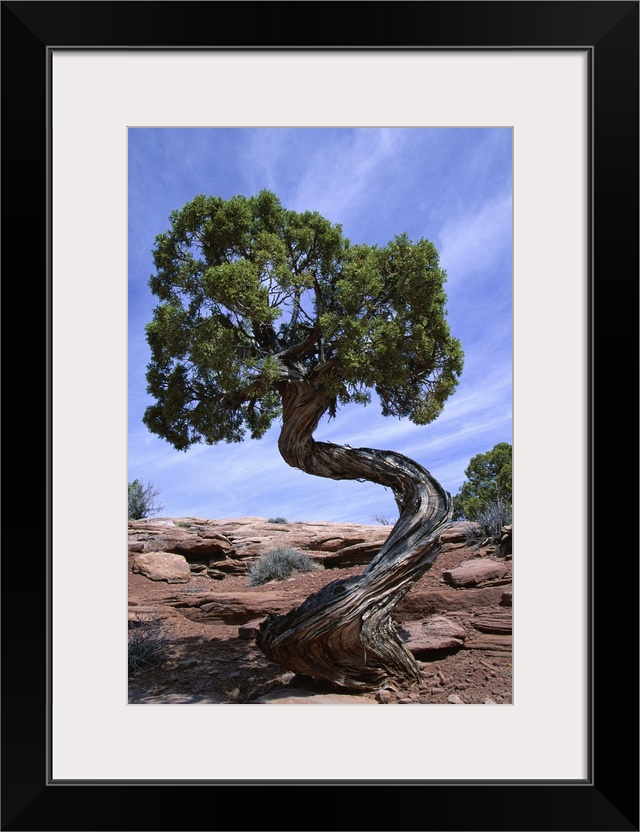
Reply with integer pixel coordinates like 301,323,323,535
255,379,452,691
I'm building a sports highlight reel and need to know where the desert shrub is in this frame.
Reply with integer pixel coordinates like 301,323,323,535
372,512,396,526
247,546,323,586
128,479,163,520
128,614,169,673
475,497,512,542
267,517,288,524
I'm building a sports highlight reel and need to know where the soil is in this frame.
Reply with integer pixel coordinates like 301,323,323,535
128,532,513,705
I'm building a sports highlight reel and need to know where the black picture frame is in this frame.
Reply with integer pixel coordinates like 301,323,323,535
2,2,638,830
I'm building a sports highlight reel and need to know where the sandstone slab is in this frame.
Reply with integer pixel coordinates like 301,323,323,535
253,689,377,704
132,552,191,584
442,558,509,587
171,588,297,624
398,615,466,653
319,541,383,568
170,536,233,559
238,619,265,639
464,633,512,652
471,611,512,634
397,586,505,618
440,522,484,545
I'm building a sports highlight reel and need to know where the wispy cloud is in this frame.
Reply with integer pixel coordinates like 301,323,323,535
440,190,512,286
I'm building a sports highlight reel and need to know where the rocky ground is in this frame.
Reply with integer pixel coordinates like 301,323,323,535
128,517,512,705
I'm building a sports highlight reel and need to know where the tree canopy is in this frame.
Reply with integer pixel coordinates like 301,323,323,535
452,442,512,521
143,190,464,450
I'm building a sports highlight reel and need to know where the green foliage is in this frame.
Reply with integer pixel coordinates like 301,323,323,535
143,190,464,450
267,517,288,524
128,479,163,520
452,443,512,523
128,614,169,673
247,546,323,586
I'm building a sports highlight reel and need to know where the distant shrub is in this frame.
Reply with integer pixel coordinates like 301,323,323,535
247,546,323,586
461,498,512,545
372,512,396,526
475,498,512,542
128,479,163,520
128,614,169,673
267,517,288,524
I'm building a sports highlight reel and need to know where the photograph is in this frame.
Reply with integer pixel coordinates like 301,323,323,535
2,0,637,829
127,126,514,707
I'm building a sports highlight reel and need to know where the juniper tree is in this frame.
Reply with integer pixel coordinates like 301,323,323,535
143,190,464,690
452,442,512,535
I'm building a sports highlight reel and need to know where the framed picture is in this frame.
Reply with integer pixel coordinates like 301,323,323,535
3,2,637,830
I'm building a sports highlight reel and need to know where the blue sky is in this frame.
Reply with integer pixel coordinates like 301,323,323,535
128,128,512,524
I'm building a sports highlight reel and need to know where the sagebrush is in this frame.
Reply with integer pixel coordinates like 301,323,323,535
247,546,323,586
475,497,512,542
128,614,169,673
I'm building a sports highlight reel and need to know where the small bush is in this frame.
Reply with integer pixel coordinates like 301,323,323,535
267,517,288,524
247,546,323,586
474,498,513,543
128,614,169,673
128,479,163,520
372,512,396,526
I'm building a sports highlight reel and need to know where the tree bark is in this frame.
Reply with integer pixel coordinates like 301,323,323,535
255,379,452,691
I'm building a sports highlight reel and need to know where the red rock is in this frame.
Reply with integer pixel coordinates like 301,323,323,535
464,633,512,652
132,552,191,583
442,558,509,587
397,586,505,617
472,611,512,634
320,541,383,568
439,522,484,545
172,588,298,624
398,616,466,653
206,559,247,574
238,619,265,639
307,536,368,552
127,604,181,620
170,536,232,558
128,516,388,563
375,689,393,703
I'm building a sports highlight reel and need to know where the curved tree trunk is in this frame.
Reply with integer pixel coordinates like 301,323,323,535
255,379,452,691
